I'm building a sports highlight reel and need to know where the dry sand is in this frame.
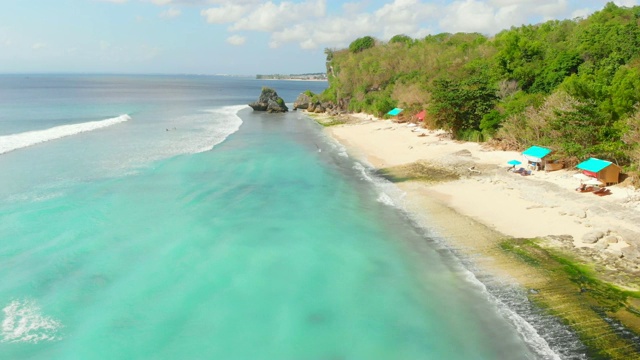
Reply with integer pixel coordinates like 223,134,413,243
324,113,640,289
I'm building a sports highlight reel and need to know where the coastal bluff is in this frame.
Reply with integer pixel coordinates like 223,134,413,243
248,87,288,113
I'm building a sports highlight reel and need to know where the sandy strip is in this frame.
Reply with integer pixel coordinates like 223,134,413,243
324,114,640,287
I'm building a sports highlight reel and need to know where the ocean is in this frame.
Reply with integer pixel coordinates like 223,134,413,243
0,75,566,359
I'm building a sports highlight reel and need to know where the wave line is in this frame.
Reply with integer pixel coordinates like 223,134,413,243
0,114,131,155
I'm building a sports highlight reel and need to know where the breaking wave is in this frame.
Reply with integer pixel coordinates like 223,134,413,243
0,114,131,155
1,299,62,343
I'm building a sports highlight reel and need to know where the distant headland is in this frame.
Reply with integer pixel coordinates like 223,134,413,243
256,73,327,81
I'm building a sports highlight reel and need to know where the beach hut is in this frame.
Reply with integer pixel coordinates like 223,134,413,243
522,146,552,171
576,158,621,185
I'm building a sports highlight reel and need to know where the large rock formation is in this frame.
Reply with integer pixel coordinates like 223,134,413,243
293,92,313,110
249,87,288,113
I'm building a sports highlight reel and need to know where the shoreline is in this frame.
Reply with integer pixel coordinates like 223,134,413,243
316,111,640,358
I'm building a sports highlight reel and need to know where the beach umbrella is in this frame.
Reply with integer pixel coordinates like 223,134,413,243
507,160,522,166
387,108,403,116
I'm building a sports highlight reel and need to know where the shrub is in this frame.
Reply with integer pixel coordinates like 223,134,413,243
349,36,376,53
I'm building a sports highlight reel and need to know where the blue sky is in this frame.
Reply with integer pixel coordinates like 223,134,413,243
0,0,636,75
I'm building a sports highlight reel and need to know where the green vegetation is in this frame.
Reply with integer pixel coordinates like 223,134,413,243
320,2,640,170
307,113,345,127
349,36,376,53
500,239,640,359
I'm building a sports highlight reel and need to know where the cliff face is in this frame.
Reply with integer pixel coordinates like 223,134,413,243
248,87,288,113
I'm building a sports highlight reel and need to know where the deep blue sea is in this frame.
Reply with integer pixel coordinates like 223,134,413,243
0,75,566,359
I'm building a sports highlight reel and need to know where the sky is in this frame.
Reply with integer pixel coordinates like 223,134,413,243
0,0,637,75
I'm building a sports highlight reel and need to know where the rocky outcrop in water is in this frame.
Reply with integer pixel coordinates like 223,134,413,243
249,87,288,113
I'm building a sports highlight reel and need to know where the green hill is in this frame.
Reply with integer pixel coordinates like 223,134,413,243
320,2,640,172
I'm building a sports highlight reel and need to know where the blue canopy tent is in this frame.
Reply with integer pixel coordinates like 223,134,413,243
576,158,620,185
387,108,403,116
522,146,552,170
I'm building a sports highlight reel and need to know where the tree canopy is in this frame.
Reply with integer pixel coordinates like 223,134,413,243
348,36,376,53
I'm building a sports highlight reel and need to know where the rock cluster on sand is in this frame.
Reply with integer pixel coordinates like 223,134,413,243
249,87,288,113
293,93,347,115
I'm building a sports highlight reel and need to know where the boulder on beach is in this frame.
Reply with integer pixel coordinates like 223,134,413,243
582,230,605,244
249,87,288,113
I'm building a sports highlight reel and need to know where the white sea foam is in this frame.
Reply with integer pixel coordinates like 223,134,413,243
352,161,406,209
0,114,131,155
460,271,563,360
195,105,244,153
353,162,374,182
376,192,395,206
324,138,348,158
1,300,62,343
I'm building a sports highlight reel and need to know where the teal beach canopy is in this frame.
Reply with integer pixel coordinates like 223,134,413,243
576,158,612,173
522,146,552,160
387,108,403,116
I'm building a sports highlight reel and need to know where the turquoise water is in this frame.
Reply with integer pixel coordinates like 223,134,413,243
0,76,548,359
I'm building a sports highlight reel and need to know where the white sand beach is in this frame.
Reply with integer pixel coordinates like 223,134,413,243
324,113,640,289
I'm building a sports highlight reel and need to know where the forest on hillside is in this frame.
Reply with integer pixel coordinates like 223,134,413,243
318,2,640,171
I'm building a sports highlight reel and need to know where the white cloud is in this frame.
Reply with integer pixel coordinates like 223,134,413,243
198,0,629,52
160,7,181,18
230,0,327,32
342,1,368,15
149,0,173,5
201,4,252,24
489,0,534,5
373,0,437,39
614,0,639,6
440,0,499,34
226,35,246,45
571,7,593,19
269,14,375,49
32,42,46,50
438,0,578,34
534,0,569,20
